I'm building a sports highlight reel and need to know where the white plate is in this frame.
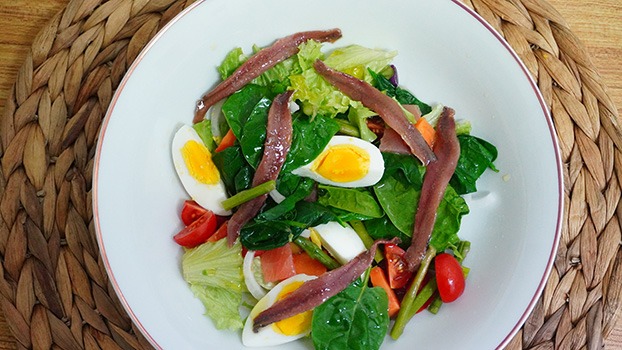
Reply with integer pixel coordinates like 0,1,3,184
93,0,563,349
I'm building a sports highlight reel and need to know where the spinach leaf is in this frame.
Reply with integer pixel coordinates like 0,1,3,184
330,208,378,222
240,97,271,168
450,135,499,195
240,221,294,251
429,186,470,252
382,153,425,187
240,201,338,250
222,84,271,139
373,153,469,250
276,171,310,198
212,145,253,195
369,69,432,115
256,178,315,221
373,153,425,236
364,217,410,248
373,173,419,236
317,185,384,219
282,112,340,173
312,279,389,350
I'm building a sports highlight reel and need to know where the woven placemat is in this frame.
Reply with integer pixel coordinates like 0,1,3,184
1,0,620,349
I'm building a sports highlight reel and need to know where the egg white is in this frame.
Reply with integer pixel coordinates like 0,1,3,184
291,135,384,188
242,274,317,347
171,125,231,216
310,222,367,264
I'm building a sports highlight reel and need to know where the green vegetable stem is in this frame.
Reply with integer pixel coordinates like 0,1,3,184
221,180,276,211
293,236,340,270
391,246,437,339
349,220,383,263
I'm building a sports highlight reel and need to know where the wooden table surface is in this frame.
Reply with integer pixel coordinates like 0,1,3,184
1,0,621,349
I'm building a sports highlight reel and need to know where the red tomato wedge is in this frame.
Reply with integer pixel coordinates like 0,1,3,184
435,253,465,303
207,221,228,242
180,200,208,226
370,266,400,318
293,251,327,277
260,244,296,283
173,210,217,248
385,244,412,289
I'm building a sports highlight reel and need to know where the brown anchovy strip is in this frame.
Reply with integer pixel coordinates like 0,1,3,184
313,59,436,165
252,238,398,332
193,29,342,123
404,107,460,271
226,91,294,246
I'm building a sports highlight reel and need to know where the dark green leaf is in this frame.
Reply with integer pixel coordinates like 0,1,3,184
240,201,338,250
373,172,419,236
428,186,469,252
364,217,410,248
212,146,253,195
282,113,340,173
240,221,293,250
369,70,432,115
449,135,499,195
240,98,271,168
222,84,271,139
312,281,389,350
317,185,384,219
256,178,315,221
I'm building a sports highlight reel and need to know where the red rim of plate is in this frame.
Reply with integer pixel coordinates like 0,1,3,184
92,1,564,349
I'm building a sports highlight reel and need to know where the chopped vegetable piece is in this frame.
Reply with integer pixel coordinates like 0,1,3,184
173,210,218,248
415,117,436,147
370,266,400,317
215,128,237,152
293,236,340,270
293,251,328,276
385,244,412,290
207,221,228,242
180,200,208,226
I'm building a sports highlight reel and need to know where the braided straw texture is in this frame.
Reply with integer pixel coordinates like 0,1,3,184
0,0,620,349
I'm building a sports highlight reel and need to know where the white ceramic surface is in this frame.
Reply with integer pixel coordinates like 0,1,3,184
93,0,563,349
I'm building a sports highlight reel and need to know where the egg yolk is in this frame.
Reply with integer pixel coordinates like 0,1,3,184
181,140,220,184
312,145,370,183
273,281,312,336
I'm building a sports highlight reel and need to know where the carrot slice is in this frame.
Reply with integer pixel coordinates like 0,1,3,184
415,118,436,147
293,251,327,277
370,266,400,318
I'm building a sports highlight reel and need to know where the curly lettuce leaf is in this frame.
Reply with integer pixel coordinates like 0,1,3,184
182,239,245,331
291,44,396,118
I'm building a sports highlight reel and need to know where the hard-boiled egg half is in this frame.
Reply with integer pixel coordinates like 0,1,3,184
302,221,367,265
243,274,317,347
172,125,230,216
292,135,384,187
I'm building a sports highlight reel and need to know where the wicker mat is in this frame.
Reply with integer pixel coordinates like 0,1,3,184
1,0,620,349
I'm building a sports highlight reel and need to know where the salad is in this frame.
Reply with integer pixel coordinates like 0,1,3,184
170,28,498,349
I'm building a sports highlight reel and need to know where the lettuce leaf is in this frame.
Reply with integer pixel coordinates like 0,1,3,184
182,239,245,331
291,44,396,118
190,285,243,331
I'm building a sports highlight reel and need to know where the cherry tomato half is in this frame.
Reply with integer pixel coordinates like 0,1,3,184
173,210,217,248
180,200,208,226
435,253,465,303
385,244,413,289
